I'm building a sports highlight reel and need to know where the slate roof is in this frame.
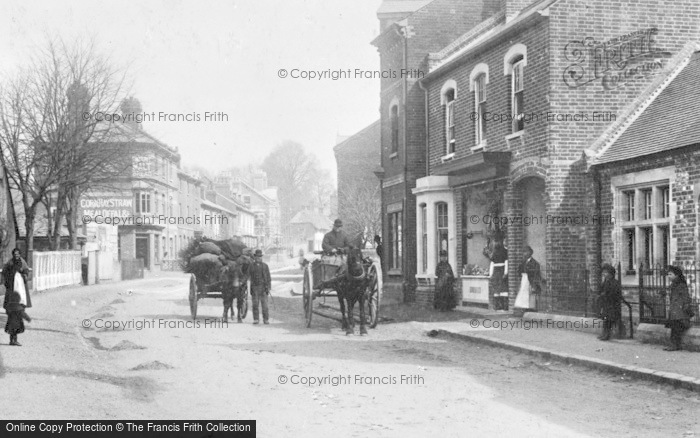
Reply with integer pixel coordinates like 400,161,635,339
594,51,700,165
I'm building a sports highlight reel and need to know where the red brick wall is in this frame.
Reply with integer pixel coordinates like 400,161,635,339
548,0,700,267
375,0,502,300
596,148,700,267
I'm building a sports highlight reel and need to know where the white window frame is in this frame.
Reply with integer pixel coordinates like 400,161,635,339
511,58,525,133
436,202,449,263
474,74,487,148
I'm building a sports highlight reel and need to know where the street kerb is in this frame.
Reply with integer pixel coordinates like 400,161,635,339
435,329,700,393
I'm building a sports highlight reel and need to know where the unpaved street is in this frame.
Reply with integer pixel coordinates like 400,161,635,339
1,273,698,437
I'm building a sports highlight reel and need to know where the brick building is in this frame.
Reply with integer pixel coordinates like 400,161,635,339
587,45,700,296
410,0,700,308
372,0,501,303
334,120,381,248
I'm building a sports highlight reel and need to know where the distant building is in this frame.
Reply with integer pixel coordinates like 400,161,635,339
334,120,381,248
215,170,280,250
289,208,332,255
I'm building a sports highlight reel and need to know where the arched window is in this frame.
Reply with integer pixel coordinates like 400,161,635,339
390,104,399,154
504,44,527,134
441,80,458,155
473,74,487,146
470,64,489,148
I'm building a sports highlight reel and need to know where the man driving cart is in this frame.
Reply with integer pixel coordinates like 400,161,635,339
314,219,352,290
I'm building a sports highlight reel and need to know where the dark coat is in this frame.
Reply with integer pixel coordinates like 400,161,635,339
599,276,623,321
434,260,456,310
322,230,351,252
518,258,542,294
249,261,271,292
668,280,692,321
3,257,31,310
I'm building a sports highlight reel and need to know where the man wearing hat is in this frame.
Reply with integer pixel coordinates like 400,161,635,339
249,249,271,324
598,263,626,340
322,219,351,254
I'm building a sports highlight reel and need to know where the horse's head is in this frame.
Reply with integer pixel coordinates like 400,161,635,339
222,260,243,288
346,248,365,278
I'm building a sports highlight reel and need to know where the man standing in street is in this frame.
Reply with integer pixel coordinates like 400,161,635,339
249,249,271,325
322,219,351,254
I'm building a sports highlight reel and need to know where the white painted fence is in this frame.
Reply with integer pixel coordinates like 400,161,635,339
32,251,82,291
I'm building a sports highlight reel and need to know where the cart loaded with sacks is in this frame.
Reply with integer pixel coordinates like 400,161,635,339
180,238,252,321
300,249,382,333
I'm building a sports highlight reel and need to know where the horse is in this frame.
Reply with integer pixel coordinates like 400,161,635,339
221,258,249,323
335,248,369,335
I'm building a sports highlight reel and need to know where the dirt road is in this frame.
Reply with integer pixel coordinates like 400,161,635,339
1,273,698,437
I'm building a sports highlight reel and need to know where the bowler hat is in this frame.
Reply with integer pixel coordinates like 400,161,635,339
254,249,263,257
333,219,343,227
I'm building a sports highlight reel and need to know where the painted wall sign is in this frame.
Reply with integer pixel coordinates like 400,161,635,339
563,28,667,90
80,196,134,218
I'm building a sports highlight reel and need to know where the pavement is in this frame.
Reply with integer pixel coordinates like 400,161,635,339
390,305,700,392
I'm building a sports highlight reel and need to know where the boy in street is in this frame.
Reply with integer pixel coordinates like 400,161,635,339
249,249,271,324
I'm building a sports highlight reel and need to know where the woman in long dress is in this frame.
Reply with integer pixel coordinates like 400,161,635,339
3,248,32,346
434,250,456,311
514,246,541,315
489,241,508,310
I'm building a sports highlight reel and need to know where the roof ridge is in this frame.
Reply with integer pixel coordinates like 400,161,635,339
586,41,700,167
333,119,380,151
430,11,506,62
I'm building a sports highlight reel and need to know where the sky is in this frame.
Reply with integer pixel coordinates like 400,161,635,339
0,0,384,177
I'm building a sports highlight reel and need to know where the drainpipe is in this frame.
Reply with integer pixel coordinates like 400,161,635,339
418,79,429,177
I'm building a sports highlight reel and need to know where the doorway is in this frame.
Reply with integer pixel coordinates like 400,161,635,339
135,235,150,269
521,177,547,268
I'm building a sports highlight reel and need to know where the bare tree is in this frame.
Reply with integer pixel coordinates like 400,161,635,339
338,183,381,248
261,141,318,239
0,37,131,260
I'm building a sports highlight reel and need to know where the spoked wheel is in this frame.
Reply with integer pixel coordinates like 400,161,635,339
302,266,313,328
366,264,381,328
189,274,198,320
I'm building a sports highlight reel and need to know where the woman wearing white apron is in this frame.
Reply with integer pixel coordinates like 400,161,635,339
514,246,541,316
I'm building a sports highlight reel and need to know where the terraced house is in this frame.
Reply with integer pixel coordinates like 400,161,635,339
376,0,700,312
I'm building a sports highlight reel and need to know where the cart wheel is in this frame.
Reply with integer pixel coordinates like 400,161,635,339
302,266,313,328
366,265,381,328
189,274,198,320
240,286,249,320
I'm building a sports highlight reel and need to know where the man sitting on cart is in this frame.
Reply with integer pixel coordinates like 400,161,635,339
314,219,352,290
322,219,351,254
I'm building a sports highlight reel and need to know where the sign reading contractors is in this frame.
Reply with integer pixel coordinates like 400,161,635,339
80,196,134,218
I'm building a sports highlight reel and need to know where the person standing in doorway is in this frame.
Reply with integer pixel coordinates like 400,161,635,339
665,265,693,351
434,250,456,311
249,249,271,325
514,245,541,316
489,241,509,311
3,248,32,346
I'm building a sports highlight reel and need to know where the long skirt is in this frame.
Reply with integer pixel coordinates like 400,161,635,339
491,267,508,310
5,311,24,335
434,280,456,311
514,275,536,310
